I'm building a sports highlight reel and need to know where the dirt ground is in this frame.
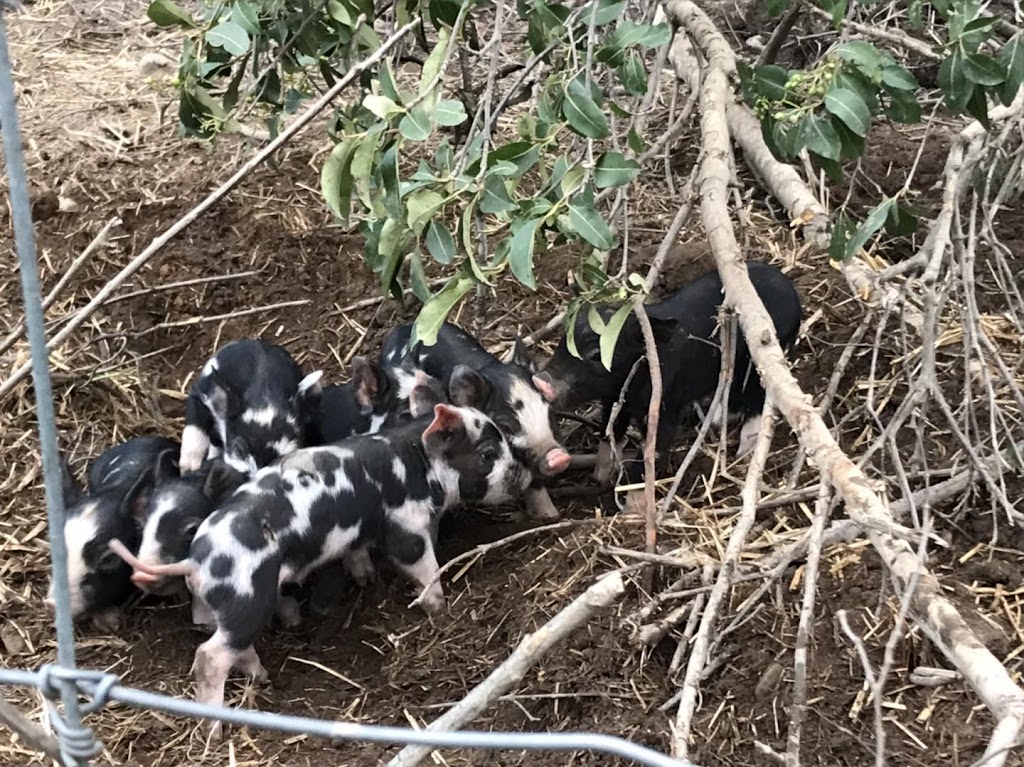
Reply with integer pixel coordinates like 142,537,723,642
1,1,1023,766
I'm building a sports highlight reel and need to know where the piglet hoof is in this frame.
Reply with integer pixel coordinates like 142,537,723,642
417,587,445,616
524,488,561,521
203,720,224,743
592,442,617,486
736,415,763,458
276,596,302,628
191,597,216,628
623,490,647,518
343,550,377,587
90,607,122,633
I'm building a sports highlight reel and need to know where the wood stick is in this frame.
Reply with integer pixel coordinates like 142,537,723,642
386,572,626,767
0,18,422,402
633,303,662,558
0,216,120,357
0,695,63,763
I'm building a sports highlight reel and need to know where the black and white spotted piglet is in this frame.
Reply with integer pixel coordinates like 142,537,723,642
46,436,179,627
179,339,323,476
129,365,446,599
110,398,528,736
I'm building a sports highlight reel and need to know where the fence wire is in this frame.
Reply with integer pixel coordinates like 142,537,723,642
0,5,691,766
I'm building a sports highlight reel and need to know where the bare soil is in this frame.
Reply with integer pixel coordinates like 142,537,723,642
0,2,1022,767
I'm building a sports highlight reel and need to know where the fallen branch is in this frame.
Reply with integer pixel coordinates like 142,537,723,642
663,12,829,249
409,519,600,609
0,216,120,358
0,17,422,402
632,302,663,558
663,1,1024,761
387,572,628,767
0,695,63,763
672,401,776,758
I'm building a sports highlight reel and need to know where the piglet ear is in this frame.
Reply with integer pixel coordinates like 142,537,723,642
449,365,490,409
153,449,179,485
532,372,558,403
202,460,244,503
60,455,84,507
408,371,444,419
422,403,465,453
350,357,382,413
204,371,240,420
121,467,156,525
298,370,324,397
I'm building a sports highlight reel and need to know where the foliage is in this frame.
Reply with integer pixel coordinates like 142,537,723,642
149,0,1024,353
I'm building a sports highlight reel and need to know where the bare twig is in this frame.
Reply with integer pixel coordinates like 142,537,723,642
0,695,63,762
632,302,663,557
386,572,629,767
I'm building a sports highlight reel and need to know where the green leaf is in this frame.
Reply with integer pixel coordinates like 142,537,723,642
363,94,403,120
321,139,359,223
609,21,672,49
594,151,641,188
206,21,250,56
413,277,476,346
591,0,626,25
350,135,378,208
799,113,842,161
880,65,919,92
831,115,864,160
480,176,518,214
961,15,1000,34
559,164,586,197
618,50,648,95
766,0,790,16
824,87,871,137
378,60,400,102
627,126,645,154
406,189,446,234
833,70,879,112
940,50,974,109
419,27,450,110
380,143,402,219
409,251,431,303
147,0,195,27
327,0,352,25
835,41,886,80
811,152,844,184
749,65,789,100
508,217,542,290
485,141,542,176
429,0,461,28
999,35,1024,105
828,210,855,262
567,199,616,249
961,52,1006,86
231,0,259,32
562,78,609,139
844,198,895,260
965,85,990,128
598,303,632,371
399,107,432,141
432,99,468,126
425,220,456,264
885,202,918,237
885,90,922,123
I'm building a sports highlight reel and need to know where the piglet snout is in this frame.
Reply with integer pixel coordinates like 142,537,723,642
130,571,159,588
542,448,571,476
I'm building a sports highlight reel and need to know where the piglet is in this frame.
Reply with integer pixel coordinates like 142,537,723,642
110,391,528,738
534,261,801,483
179,339,323,475
46,436,179,629
380,322,570,520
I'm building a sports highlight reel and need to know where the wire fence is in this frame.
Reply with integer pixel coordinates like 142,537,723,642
0,5,689,766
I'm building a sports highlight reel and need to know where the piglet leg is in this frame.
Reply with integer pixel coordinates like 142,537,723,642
593,440,619,486
388,527,444,614
276,596,301,628
191,595,216,628
524,486,560,521
343,546,377,587
236,646,269,683
191,632,237,741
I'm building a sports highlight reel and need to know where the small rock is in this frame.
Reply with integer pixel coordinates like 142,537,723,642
0,622,27,655
746,35,765,51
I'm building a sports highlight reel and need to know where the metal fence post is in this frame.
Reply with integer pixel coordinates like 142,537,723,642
0,5,99,765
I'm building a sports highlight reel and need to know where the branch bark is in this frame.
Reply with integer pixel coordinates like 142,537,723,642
0,695,63,763
662,10,829,249
663,1,1024,762
385,572,626,767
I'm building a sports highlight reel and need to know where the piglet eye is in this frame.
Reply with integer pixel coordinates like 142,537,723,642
95,549,123,573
